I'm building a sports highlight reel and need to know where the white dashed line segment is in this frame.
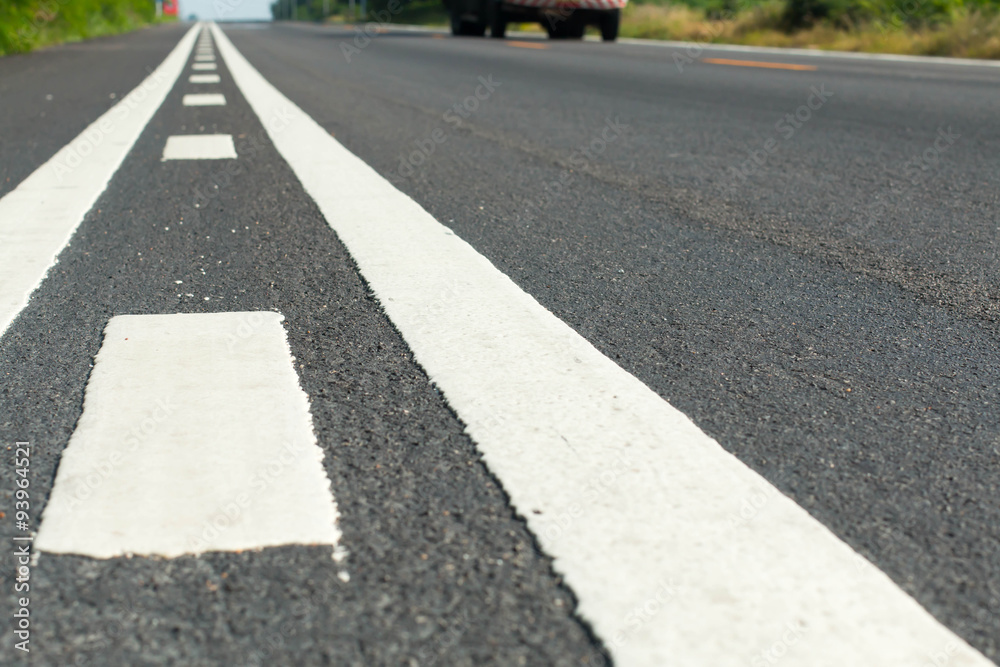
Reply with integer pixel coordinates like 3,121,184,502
162,134,236,160
35,312,341,559
182,93,226,106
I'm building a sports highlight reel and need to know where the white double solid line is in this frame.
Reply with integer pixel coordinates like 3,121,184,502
35,312,341,558
211,22,990,667
0,24,200,339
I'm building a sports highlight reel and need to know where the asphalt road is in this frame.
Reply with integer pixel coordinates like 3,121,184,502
1,19,999,666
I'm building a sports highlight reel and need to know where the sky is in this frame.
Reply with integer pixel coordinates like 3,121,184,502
177,0,274,21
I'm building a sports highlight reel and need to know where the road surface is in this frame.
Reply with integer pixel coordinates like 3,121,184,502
1,20,998,666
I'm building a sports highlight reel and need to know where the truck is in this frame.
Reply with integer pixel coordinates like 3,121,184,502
444,0,625,41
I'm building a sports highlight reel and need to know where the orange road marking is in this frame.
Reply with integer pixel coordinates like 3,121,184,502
701,57,817,71
508,41,549,50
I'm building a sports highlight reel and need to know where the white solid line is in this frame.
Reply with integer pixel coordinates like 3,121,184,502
611,36,1000,69
213,22,993,667
183,93,226,106
189,73,221,83
162,134,236,160
192,62,217,71
35,312,341,558
0,24,200,340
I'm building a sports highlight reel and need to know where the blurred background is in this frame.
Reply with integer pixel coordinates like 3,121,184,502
2,0,999,61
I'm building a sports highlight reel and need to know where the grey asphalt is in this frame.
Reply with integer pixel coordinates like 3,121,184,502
1,19,999,665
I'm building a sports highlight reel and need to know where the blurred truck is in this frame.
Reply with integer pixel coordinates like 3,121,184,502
444,0,625,41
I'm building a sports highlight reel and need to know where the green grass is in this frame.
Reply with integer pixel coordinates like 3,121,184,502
0,0,166,57
618,1,1000,59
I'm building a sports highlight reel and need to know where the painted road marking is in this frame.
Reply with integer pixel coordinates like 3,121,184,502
0,24,200,339
162,134,236,160
35,312,341,558
189,73,221,83
619,36,1000,69
213,22,993,667
192,62,217,70
508,41,549,50
701,57,818,71
194,54,215,62
183,93,226,106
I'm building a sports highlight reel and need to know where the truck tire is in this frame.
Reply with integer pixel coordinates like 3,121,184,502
599,8,620,41
489,1,507,38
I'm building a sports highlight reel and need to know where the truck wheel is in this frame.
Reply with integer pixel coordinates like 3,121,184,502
489,1,507,38
600,8,619,41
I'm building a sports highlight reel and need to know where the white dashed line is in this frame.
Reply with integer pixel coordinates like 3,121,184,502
162,134,236,160
213,21,993,667
183,93,226,106
0,24,200,339
35,312,341,559
192,62,217,70
194,54,215,62
189,73,221,84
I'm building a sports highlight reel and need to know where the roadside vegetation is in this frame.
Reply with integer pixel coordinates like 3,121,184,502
0,0,165,56
620,0,1000,58
282,0,1000,59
